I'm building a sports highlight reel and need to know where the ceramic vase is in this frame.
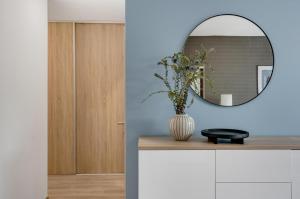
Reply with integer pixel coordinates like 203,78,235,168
169,114,195,141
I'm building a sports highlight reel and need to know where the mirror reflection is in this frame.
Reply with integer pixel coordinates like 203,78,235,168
183,15,274,106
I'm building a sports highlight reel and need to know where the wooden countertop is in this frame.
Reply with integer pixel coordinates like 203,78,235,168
138,136,300,150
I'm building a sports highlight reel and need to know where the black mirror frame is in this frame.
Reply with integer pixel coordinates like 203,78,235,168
183,14,275,107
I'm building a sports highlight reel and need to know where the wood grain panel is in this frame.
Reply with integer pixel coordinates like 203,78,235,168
75,23,125,173
48,175,125,199
48,22,75,174
139,136,300,150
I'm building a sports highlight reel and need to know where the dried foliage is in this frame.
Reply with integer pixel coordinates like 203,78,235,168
144,46,214,114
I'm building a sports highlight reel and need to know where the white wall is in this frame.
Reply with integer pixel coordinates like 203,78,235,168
0,0,48,198
48,0,125,22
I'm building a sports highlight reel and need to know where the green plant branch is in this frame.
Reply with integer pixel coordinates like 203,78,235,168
142,90,169,103
154,73,172,91
144,47,214,114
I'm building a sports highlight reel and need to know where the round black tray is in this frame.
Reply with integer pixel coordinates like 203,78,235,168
201,128,249,144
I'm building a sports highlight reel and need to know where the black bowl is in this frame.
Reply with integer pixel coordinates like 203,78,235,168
201,128,249,144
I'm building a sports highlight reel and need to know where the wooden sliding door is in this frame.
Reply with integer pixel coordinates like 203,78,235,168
48,22,76,174
75,24,125,174
48,23,125,175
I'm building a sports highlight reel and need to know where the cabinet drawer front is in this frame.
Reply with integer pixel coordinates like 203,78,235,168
216,150,291,182
292,151,300,199
139,150,215,199
216,183,291,199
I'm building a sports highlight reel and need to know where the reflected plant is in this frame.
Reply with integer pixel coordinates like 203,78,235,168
143,46,214,114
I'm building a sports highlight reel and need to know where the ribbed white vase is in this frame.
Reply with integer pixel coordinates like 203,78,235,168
169,114,195,141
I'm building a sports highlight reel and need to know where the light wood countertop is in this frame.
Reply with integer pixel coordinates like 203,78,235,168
138,136,300,150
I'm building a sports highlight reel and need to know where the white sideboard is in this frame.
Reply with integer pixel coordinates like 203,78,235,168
138,136,300,199
139,150,215,199
292,151,300,199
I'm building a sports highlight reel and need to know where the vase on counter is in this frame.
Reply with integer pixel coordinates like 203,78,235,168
169,114,195,141
143,51,210,141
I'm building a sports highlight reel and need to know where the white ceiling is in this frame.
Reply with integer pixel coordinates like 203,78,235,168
48,0,125,22
190,15,265,36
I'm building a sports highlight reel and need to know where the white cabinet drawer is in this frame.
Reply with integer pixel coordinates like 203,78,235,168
292,150,300,199
139,150,215,199
216,183,291,199
216,150,291,182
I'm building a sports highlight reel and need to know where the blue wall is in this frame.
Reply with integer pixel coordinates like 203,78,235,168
126,0,300,198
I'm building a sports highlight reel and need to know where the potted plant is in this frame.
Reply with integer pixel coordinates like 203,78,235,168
144,47,213,141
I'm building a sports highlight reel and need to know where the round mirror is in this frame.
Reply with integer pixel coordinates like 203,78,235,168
183,14,274,106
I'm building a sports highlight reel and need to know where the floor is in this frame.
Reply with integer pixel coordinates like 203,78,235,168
48,174,125,199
